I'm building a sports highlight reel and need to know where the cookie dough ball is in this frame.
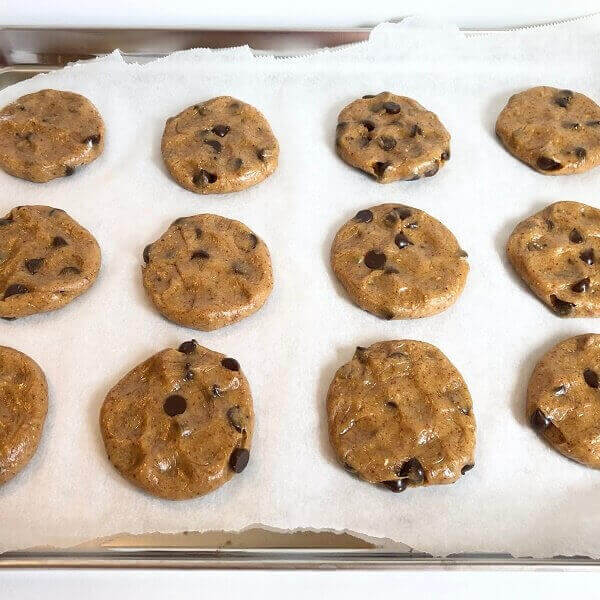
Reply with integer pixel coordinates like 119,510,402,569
331,204,468,319
0,205,101,319
0,346,48,486
142,214,273,330
100,340,254,500
507,201,600,317
327,340,475,492
528,334,600,468
496,86,600,175
335,92,450,182
0,89,105,182
161,96,279,194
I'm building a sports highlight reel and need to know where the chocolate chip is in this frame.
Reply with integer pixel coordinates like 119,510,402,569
336,122,348,134
212,384,222,397
461,464,474,475
343,462,356,473
384,211,399,226
195,227,202,239
212,124,230,137
222,357,240,371
409,124,423,137
25,258,44,274
65,166,75,176
355,346,368,363
178,340,198,354
191,250,210,260
143,244,152,263
52,236,68,248
383,479,407,493
362,94,375,99
571,277,590,293
550,294,575,315
257,148,271,161
394,206,412,220
248,233,258,250
584,368,599,388
424,161,439,177
184,365,194,381
394,232,413,249
171,217,186,226
458,248,468,258
193,170,217,185
229,102,241,113
580,248,595,265
545,219,554,231
372,161,390,179
204,139,222,153
383,101,401,114
407,174,421,181
554,384,567,396
527,240,546,251
60,266,80,275
83,134,101,145
555,90,573,108
364,250,386,269
537,156,562,171
361,120,375,132
0,218,12,226
4,284,28,299
441,149,451,161
226,406,245,433
405,222,419,229
357,137,371,148
531,408,551,431
586,120,600,126
574,147,587,159
229,448,250,473
229,158,243,171
563,122,580,130
385,401,398,409
354,209,373,223
163,394,187,417
382,311,395,320
570,228,584,244
397,458,425,484
378,136,396,151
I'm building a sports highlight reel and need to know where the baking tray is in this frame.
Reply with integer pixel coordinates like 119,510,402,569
1,23,599,571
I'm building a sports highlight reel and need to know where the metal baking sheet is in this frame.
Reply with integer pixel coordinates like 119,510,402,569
1,25,600,570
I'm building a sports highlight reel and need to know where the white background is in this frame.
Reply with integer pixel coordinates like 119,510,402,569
2,1,600,597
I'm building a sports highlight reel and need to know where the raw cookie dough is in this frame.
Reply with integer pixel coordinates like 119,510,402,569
142,214,273,330
0,346,48,486
0,89,105,183
327,340,475,492
507,201,600,317
528,333,600,468
495,86,600,175
0,206,101,319
100,340,254,500
161,96,279,194
330,203,468,319
335,91,450,183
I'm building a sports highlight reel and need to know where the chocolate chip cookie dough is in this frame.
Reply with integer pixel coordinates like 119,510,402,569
0,206,101,319
0,89,104,183
142,214,273,330
100,340,253,500
161,96,279,194
327,341,475,492
507,201,600,317
331,204,468,319
496,86,600,175
528,334,600,468
0,346,48,486
335,92,450,183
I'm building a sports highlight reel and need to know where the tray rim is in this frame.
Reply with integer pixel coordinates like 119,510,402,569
1,22,600,570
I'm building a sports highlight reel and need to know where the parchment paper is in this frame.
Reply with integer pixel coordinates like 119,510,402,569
2,16,600,557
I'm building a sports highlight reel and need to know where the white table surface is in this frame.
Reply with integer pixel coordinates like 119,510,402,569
2,1,600,597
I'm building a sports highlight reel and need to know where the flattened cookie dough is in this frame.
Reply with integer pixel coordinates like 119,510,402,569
161,96,279,194
496,86,600,175
0,346,48,486
327,340,475,492
0,205,101,319
507,201,600,317
528,333,600,468
100,340,253,500
331,204,468,319
335,92,450,182
0,89,104,183
142,214,273,330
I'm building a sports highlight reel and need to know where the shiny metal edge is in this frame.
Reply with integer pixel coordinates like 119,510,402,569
1,25,600,570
